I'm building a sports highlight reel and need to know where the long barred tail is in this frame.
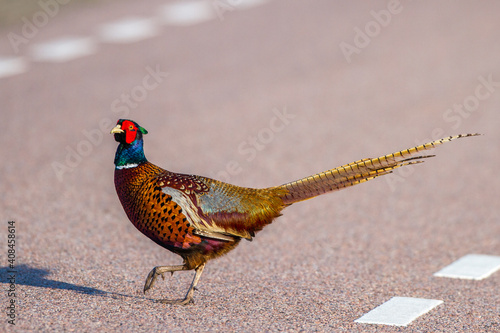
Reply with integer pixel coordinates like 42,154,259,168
275,134,480,205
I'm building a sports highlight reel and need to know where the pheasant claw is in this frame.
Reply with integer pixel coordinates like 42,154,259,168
155,263,205,306
143,265,186,294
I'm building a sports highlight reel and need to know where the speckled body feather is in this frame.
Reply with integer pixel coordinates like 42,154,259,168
114,161,288,269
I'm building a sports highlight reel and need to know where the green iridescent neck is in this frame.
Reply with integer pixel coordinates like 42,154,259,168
114,139,147,168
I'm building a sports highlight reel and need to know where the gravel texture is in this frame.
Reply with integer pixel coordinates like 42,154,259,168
1,0,499,332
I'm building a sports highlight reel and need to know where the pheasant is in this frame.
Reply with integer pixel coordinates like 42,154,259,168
111,119,478,305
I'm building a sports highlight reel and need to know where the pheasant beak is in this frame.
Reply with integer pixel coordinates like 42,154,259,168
110,124,124,134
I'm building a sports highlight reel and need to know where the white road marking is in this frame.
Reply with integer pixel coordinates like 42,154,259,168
97,17,159,44
0,1,272,78
159,0,216,26
355,297,443,327
0,57,28,78
434,254,500,280
233,0,270,10
30,37,97,62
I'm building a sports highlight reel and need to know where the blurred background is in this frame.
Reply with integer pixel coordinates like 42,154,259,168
1,0,499,331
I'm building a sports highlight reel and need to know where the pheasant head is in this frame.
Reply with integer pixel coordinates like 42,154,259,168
111,119,149,168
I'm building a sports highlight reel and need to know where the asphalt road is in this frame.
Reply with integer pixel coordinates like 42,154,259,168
2,0,499,331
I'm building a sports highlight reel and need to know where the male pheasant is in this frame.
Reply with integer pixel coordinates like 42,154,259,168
111,119,478,305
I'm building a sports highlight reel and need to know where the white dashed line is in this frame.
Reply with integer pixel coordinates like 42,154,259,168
434,254,500,280
0,57,28,78
355,297,443,327
30,37,97,62
233,0,270,9
159,1,216,26
0,1,272,78
97,17,159,44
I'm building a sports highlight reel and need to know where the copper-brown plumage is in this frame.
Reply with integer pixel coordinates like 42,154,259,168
111,119,479,305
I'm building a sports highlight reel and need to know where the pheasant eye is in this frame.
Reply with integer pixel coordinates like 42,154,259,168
129,125,134,130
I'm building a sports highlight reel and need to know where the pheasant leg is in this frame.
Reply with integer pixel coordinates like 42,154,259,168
158,263,206,305
143,265,187,294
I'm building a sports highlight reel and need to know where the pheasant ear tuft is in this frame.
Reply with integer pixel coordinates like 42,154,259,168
139,126,148,135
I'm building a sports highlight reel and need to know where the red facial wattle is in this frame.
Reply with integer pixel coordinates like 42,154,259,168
121,120,138,144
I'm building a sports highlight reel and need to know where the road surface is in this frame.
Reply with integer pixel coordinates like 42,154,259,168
1,0,499,331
